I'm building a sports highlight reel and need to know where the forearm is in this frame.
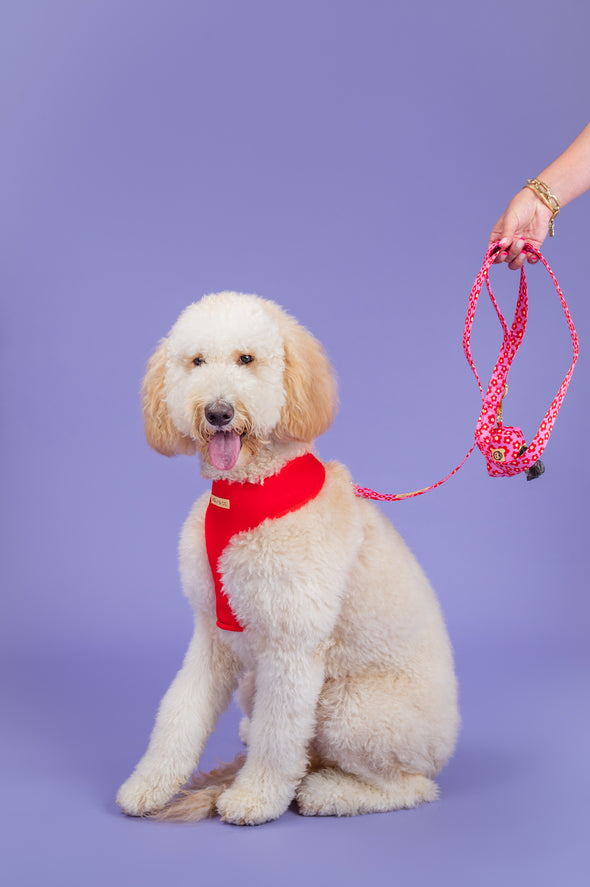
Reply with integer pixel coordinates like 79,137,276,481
140,622,236,772
117,618,239,815
216,646,327,824
535,122,590,207
489,122,590,267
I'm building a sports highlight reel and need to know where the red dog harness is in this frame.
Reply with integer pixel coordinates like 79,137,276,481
204,453,326,632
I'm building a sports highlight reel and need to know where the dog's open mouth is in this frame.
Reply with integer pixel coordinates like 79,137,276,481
208,430,242,471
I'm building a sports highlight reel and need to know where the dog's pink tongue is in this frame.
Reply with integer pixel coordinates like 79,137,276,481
209,431,241,471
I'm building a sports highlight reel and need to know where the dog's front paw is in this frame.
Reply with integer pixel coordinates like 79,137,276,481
116,770,181,817
216,781,291,826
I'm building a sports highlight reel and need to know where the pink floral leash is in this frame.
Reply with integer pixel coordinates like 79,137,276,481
354,241,579,502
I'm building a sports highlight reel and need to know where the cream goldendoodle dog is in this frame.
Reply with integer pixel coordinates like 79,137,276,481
116,292,459,825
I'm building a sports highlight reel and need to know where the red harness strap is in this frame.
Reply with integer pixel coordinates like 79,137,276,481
204,453,326,631
355,242,579,501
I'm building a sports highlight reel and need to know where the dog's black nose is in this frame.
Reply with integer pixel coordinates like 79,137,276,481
205,400,235,427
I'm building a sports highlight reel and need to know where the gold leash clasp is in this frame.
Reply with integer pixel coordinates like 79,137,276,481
496,383,508,426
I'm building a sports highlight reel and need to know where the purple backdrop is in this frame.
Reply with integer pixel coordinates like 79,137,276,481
2,1,589,884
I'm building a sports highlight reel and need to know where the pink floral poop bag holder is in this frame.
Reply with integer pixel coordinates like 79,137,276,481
354,241,579,502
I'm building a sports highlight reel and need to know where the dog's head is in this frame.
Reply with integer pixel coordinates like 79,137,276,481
142,292,337,476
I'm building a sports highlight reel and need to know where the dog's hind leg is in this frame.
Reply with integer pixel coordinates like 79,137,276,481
296,767,438,817
297,665,458,816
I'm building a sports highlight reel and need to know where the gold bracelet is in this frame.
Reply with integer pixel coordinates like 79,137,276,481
525,178,561,236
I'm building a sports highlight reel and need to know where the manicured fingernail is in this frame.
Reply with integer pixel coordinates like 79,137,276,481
499,238,508,247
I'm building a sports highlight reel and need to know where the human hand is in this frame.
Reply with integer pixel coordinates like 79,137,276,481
489,188,553,269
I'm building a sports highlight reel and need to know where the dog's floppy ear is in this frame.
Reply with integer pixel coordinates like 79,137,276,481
273,311,338,443
141,339,196,457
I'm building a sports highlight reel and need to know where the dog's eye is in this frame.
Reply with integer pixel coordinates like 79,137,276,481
192,356,205,367
238,354,254,365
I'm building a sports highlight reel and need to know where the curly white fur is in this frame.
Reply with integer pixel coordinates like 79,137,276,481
116,292,459,825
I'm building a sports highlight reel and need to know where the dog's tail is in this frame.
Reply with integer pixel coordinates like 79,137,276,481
151,754,246,822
